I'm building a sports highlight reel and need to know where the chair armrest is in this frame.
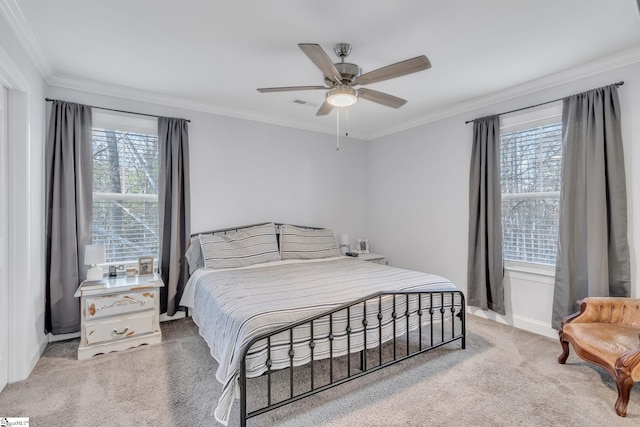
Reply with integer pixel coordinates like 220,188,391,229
617,335,640,372
562,297,640,328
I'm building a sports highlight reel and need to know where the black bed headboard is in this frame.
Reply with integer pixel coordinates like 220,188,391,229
190,222,323,238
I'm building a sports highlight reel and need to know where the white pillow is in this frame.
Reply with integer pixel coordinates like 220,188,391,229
279,224,341,260
200,223,280,269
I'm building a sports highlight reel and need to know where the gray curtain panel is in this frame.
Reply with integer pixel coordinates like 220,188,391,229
45,101,93,334
467,115,505,315
158,117,191,316
552,85,630,329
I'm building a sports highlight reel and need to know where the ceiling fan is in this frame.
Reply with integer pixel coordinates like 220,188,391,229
257,43,431,116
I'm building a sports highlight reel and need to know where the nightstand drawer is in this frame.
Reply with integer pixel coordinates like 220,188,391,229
84,311,156,345
84,290,156,320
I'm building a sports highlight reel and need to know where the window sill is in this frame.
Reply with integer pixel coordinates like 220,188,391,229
99,261,137,269
504,260,555,278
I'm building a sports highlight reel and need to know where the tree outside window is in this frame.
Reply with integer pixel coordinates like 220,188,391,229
92,126,159,263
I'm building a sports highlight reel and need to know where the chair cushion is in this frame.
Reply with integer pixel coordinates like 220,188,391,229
563,322,640,380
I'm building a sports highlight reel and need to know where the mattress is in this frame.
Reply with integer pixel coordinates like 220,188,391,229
180,256,459,424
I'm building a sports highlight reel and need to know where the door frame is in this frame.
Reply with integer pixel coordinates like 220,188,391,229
0,82,8,392
0,44,35,383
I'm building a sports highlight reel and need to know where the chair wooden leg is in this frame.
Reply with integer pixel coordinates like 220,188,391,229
614,343,640,416
558,336,570,364
614,375,634,417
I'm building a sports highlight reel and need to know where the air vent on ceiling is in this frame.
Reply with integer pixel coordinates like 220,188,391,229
293,99,318,108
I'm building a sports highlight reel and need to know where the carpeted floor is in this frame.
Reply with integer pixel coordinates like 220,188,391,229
0,314,638,426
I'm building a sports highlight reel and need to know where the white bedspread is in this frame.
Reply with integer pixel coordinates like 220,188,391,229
180,257,458,425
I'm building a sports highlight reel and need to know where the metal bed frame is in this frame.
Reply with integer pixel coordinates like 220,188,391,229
189,223,466,426
239,290,465,426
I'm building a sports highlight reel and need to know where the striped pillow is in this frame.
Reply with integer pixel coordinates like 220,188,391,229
200,223,280,269
279,224,341,260
185,235,207,274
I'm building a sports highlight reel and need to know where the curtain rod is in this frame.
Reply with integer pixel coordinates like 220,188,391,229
464,81,624,124
44,98,191,123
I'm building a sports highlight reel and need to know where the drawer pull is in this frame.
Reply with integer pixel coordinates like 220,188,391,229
113,327,129,336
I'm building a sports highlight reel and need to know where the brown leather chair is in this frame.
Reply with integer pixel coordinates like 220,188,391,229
558,297,640,416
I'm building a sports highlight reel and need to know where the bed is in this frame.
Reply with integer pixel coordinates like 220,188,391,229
180,223,465,426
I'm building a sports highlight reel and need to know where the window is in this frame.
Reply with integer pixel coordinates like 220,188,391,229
92,111,159,264
500,103,562,265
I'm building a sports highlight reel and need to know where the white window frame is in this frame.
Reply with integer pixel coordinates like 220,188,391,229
500,102,562,275
92,111,158,267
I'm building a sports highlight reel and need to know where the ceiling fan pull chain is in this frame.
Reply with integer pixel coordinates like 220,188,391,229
336,108,340,151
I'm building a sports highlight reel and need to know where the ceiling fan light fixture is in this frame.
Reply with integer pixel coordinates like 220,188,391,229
326,86,358,107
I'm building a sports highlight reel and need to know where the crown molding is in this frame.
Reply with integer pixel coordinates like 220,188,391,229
3,0,640,140
0,0,52,79
367,46,640,140
47,73,369,139
0,43,29,91
49,46,640,141
3,0,628,142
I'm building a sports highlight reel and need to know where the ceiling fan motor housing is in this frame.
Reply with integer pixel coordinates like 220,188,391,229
325,63,362,85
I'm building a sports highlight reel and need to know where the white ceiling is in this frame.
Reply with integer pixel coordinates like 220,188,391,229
6,0,640,139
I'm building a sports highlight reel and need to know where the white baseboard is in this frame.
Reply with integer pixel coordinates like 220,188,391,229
467,307,558,340
12,334,51,383
159,311,187,322
48,331,80,342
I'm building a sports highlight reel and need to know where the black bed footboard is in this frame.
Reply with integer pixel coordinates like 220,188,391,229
239,290,466,426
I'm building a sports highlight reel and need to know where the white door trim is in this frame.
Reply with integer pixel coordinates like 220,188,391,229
0,84,8,393
0,43,37,382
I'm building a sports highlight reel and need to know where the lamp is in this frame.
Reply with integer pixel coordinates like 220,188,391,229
84,245,106,281
339,234,350,255
326,85,358,107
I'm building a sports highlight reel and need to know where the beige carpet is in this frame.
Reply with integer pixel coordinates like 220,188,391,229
0,315,638,426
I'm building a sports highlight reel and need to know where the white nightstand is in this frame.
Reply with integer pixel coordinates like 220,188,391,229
356,253,387,265
74,273,164,360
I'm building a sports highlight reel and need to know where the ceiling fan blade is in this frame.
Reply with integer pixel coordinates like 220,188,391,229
298,43,343,84
257,85,327,93
355,55,431,85
358,88,407,108
316,100,334,116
